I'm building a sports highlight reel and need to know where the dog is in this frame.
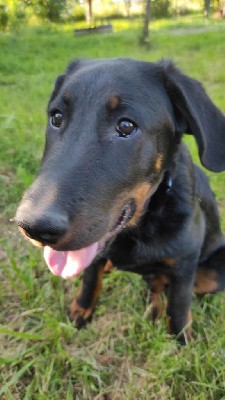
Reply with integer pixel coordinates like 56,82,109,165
16,58,225,344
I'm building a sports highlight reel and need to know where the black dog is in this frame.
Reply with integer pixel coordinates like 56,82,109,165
16,58,225,343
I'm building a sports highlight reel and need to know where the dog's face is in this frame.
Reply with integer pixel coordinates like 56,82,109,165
16,58,225,278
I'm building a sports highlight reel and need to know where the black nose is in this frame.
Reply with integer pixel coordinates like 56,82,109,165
15,210,69,245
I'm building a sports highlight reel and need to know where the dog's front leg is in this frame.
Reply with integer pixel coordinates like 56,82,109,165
167,257,197,344
68,259,107,328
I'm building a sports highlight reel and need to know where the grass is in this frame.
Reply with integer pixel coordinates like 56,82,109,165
0,15,225,399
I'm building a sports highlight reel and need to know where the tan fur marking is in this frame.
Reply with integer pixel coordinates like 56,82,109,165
151,274,170,292
29,238,44,248
69,299,93,320
147,274,169,322
18,227,43,248
128,183,153,226
107,95,120,110
150,292,165,321
122,182,164,227
155,154,164,172
109,182,154,229
163,258,176,267
69,263,105,322
91,266,104,307
103,260,114,273
194,268,218,294
63,90,71,103
19,226,30,239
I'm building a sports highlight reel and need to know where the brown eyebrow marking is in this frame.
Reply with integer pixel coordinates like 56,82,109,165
107,95,121,110
63,90,71,104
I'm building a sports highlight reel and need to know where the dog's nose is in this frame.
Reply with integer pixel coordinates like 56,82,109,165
15,210,69,245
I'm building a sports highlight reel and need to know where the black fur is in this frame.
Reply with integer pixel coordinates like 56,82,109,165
16,58,225,344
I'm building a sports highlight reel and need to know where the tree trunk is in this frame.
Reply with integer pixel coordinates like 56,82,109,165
222,2,225,18
124,0,132,18
85,0,93,26
140,0,151,45
204,0,210,17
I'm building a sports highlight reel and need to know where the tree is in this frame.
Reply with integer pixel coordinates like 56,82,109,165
85,0,93,26
21,0,67,22
140,0,151,45
38,0,67,21
0,4,9,30
204,0,211,16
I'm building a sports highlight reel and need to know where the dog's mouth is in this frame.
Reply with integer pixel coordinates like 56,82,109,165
43,199,136,279
110,199,136,235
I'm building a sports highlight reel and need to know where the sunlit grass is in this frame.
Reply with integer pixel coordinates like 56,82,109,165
71,13,225,33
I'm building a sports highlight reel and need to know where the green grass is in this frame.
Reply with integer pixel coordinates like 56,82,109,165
0,15,225,399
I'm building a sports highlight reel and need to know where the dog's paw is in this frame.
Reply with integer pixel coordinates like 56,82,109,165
143,292,165,323
68,299,93,329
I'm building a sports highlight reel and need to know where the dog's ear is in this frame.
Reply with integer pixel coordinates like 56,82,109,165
66,58,86,75
160,60,225,172
49,59,86,104
48,73,66,104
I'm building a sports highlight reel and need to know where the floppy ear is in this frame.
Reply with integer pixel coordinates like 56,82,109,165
160,60,225,172
48,73,66,105
66,58,86,75
48,59,86,104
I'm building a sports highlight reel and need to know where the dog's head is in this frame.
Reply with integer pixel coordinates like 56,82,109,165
16,58,225,278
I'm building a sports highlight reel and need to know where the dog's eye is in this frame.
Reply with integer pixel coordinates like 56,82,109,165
116,119,137,138
50,110,63,128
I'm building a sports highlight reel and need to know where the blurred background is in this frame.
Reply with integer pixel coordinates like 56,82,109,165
0,0,225,32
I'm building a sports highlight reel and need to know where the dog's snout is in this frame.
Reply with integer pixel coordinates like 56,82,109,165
16,209,69,245
23,222,67,244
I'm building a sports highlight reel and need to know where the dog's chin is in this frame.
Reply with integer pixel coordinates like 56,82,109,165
41,199,136,279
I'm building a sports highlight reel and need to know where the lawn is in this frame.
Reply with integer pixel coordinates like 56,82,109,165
0,15,225,399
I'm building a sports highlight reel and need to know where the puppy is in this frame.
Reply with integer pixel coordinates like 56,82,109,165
16,58,225,343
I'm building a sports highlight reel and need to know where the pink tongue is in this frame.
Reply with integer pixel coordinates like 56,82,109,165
43,242,99,279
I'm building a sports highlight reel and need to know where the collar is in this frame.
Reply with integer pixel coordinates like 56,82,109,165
164,171,173,193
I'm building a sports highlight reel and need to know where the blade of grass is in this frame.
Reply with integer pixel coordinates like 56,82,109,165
0,326,44,341
0,359,35,396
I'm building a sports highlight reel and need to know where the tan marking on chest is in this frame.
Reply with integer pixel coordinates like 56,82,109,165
163,258,176,267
